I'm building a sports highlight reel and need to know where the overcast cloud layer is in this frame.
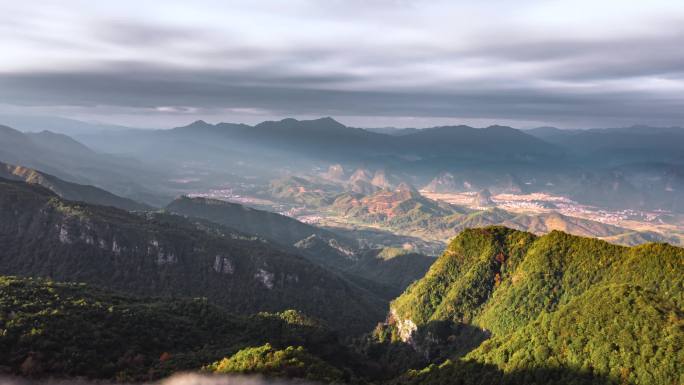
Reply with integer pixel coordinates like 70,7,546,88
1,0,683,128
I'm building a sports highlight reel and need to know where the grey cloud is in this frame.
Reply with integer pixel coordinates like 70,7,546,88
1,65,683,126
444,27,684,81
1,2,684,128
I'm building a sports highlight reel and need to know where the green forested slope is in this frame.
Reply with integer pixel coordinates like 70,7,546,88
206,344,348,383
384,226,683,384
468,284,682,384
0,276,349,381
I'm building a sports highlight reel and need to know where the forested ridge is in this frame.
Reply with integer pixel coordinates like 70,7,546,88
381,227,683,385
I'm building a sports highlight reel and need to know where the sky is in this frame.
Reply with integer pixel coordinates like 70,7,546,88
1,0,683,129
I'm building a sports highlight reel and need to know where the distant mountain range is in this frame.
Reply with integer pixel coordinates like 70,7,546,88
2,117,683,212
0,114,140,136
74,117,561,179
64,117,683,212
526,125,684,163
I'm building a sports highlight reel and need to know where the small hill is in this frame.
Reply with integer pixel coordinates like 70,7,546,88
0,162,151,211
503,211,627,238
206,344,347,383
384,227,682,384
348,168,379,194
269,176,342,207
334,183,458,226
604,230,681,246
0,179,385,335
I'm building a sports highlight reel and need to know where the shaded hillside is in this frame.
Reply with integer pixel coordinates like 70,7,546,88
166,196,434,297
166,196,357,270
383,227,682,384
0,276,355,381
393,285,682,385
346,248,435,297
0,179,384,334
0,162,151,211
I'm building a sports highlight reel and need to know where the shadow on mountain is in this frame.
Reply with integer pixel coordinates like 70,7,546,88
393,359,626,385
358,321,491,381
411,320,491,362
362,319,630,384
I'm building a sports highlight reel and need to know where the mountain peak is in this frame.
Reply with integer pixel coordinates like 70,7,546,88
0,124,26,138
269,117,346,129
182,120,213,129
484,124,517,132
316,116,342,125
395,182,419,196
